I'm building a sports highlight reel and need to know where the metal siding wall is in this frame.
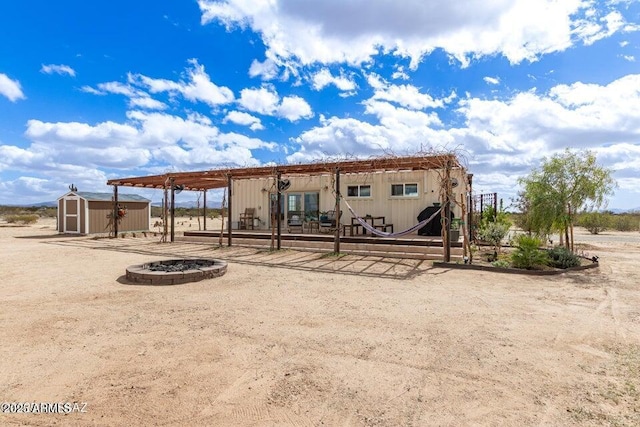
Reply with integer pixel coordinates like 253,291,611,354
80,199,86,234
233,177,327,229
233,169,467,234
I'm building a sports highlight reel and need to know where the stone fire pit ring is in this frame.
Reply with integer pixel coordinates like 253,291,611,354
126,259,227,285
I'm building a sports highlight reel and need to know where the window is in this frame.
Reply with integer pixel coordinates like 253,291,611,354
347,185,371,198
391,183,418,197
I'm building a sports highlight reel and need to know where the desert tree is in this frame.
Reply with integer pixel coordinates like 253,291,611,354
517,149,616,251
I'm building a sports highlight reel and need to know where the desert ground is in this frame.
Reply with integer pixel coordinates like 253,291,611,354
1,217,639,426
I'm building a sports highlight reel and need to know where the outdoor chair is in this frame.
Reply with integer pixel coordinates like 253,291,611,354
319,210,341,233
239,208,256,230
287,211,304,233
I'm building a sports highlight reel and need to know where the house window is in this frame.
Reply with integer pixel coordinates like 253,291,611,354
347,185,371,198
391,183,418,197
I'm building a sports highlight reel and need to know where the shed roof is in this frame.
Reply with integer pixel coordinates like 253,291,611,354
60,191,151,203
106,154,463,191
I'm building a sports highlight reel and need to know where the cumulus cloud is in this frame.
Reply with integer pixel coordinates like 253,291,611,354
238,85,313,121
8,111,278,175
198,0,634,69
367,73,450,110
223,111,264,131
311,68,357,92
289,73,640,203
40,64,76,77
0,73,26,102
249,58,280,80
130,59,235,107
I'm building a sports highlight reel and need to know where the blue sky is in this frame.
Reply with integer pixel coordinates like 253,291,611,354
1,0,639,209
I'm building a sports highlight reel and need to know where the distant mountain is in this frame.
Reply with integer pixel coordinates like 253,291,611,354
608,208,640,214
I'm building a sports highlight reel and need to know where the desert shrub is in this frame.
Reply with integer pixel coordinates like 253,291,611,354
4,214,39,224
491,259,511,268
611,215,639,232
578,212,610,234
548,246,581,269
478,221,511,253
511,235,549,269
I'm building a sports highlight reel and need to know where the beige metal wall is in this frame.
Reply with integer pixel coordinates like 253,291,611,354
232,168,467,233
88,201,150,234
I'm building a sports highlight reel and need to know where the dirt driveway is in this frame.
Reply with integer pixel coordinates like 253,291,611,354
1,220,639,426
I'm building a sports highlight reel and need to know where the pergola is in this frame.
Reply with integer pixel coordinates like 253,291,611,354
106,154,466,260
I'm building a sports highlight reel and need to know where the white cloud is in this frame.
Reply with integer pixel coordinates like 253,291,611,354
311,68,357,92
1,110,278,178
128,97,168,110
484,76,501,85
277,95,313,121
622,55,636,62
40,64,76,77
81,81,167,110
223,111,264,130
198,0,633,69
391,67,410,80
249,58,280,80
238,85,313,121
289,73,640,207
0,73,26,102
367,74,446,110
131,59,235,107
238,86,280,115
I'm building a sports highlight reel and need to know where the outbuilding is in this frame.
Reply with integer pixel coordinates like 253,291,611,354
57,191,151,234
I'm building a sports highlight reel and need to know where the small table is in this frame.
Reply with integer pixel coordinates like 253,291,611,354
351,216,385,235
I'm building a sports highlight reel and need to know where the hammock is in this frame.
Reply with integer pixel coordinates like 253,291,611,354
342,198,442,238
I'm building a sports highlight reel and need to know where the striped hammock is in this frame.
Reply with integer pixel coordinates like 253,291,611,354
342,198,442,238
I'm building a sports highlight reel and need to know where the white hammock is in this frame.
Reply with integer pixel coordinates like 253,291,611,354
342,198,442,237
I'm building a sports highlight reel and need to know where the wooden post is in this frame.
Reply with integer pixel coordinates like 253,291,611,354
277,172,282,250
162,186,168,243
112,185,119,238
203,190,207,231
467,173,473,243
443,161,452,262
334,168,340,254
170,178,175,243
227,176,232,247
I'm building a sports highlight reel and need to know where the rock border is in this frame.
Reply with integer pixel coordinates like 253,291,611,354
126,259,228,285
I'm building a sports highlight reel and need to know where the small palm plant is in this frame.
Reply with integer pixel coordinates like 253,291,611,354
511,235,549,269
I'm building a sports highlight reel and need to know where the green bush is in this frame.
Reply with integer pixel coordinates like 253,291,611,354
4,214,39,224
579,212,610,234
547,246,581,269
478,221,511,253
611,215,639,232
491,259,511,268
511,235,549,270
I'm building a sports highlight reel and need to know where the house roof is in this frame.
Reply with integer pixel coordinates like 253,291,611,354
106,154,464,191
60,191,151,203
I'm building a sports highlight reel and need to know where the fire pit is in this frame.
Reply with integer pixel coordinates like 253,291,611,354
126,259,227,285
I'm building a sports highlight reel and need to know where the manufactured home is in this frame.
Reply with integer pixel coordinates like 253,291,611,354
57,191,151,235
229,167,469,235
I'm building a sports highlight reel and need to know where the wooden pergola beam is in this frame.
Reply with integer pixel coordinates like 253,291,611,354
106,154,462,191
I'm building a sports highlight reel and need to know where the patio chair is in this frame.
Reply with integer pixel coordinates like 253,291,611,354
287,210,304,233
319,210,341,233
239,208,256,230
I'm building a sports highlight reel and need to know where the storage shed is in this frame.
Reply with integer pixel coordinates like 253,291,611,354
57,191,151,234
